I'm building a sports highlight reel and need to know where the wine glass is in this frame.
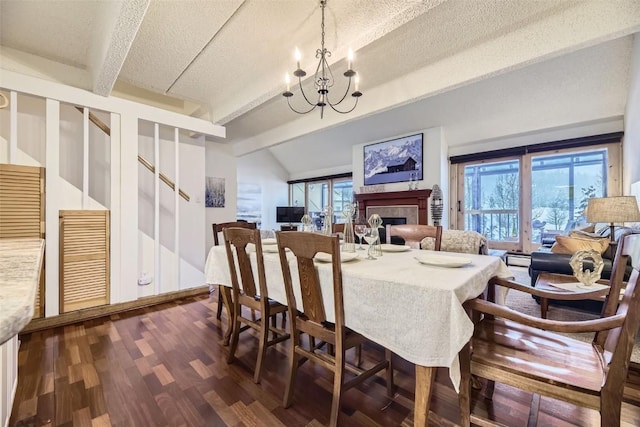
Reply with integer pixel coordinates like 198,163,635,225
354,224,367,250
363,228,377,260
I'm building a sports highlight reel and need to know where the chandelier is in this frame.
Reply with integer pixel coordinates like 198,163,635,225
282,0,361,119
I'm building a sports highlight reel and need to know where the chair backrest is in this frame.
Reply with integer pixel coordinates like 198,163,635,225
421,229,487,254
280,224,298,231
276,231,344,329
332,223,345,234
212,221,257,246
599,233,640,388
222,227,267,300
386,224,442,250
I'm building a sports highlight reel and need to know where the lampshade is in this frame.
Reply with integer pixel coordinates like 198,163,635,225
586,196,640,224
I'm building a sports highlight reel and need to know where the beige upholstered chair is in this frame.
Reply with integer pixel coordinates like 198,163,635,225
421,229,487,254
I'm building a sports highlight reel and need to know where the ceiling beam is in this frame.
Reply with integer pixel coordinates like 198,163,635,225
230,0,640,156
89,0,150,97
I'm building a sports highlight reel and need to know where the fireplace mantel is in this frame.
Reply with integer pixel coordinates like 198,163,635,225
355,189,432,225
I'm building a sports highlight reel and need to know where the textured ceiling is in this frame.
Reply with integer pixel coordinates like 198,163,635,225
1,0,639,177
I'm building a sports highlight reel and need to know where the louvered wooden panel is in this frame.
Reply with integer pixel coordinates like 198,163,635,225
59,210,110,313
0,164,45,318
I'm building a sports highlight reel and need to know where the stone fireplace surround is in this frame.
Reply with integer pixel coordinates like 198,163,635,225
354,189,432,225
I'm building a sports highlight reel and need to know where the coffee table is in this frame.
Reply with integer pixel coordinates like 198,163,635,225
534,272,612,318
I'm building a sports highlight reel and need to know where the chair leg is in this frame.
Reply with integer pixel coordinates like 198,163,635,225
281,311,287,329
527,393,541,427
483,379,496,399
355,344,362,368
283,333,300,408
219,286,234,346
227,303,240,364
253,311,269,384
385,348,394,397
216,285,223,320
458,342,472,427
270,313,277,340
600,391,622,426
329,346,346,427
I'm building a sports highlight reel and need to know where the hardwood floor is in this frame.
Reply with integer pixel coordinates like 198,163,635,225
10,294,640,426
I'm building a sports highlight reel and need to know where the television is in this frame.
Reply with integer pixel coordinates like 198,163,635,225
363,133,423,185
276,206,305,223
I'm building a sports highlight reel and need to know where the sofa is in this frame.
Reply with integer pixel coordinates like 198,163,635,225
529,225,635,311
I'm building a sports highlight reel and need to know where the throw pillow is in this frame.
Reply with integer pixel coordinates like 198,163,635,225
551,234,609,255
568,229,601,239
572,224,595,234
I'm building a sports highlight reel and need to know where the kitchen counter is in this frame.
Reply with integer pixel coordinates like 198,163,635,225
0,238,44,345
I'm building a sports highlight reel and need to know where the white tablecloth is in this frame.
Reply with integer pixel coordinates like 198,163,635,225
205,245,513,390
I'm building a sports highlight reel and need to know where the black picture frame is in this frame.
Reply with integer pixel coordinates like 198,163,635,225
363,133,423,185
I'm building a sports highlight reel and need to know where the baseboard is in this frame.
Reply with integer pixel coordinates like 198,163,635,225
20,286,210,335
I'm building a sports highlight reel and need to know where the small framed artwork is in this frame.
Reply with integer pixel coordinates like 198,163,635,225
363,133,423,185
205,176,225,208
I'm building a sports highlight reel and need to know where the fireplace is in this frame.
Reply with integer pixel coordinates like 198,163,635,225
355,189,432,225
381,217,407,226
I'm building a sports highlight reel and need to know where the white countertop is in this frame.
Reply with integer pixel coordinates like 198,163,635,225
0,238,45,345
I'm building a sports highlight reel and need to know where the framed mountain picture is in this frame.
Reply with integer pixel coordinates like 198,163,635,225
363,133,423,185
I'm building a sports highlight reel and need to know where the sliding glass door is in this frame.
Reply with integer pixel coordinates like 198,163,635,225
461,158,521,251
531,149,607,244
455,141,620,253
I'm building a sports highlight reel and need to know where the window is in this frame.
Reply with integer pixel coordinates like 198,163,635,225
288,174,353,230
452,136,621,253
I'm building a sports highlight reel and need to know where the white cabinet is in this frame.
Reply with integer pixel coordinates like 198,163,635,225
0,335,18,427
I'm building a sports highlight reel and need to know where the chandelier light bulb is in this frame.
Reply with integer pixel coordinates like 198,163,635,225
285,73,291,92
348,48,353,70
355,75,360,91
295,47,301,69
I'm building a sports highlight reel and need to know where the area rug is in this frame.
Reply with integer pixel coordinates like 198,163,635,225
504,266,640,363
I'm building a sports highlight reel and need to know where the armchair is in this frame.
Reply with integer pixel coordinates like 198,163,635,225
458,233,640,426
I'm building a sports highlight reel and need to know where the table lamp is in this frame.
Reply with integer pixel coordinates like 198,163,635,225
586,196,640,241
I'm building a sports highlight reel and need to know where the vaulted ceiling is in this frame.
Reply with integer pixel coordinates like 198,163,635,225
1,0,639,177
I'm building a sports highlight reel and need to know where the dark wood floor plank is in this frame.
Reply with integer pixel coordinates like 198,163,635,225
10,294,640,427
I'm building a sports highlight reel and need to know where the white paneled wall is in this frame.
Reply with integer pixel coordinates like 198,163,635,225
0,71,224,316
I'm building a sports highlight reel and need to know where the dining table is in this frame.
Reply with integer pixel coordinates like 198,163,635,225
205,240,513,426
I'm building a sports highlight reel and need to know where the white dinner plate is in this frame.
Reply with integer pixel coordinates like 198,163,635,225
262,238,277,245
380,244,411,252
414,254,472,268
315,252,359,263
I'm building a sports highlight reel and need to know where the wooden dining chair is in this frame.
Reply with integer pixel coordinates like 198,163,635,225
331,223,345,234
275,231,394,427
385,224,442,250
212,221,257,321
458,232,640,426
222,227,290,383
